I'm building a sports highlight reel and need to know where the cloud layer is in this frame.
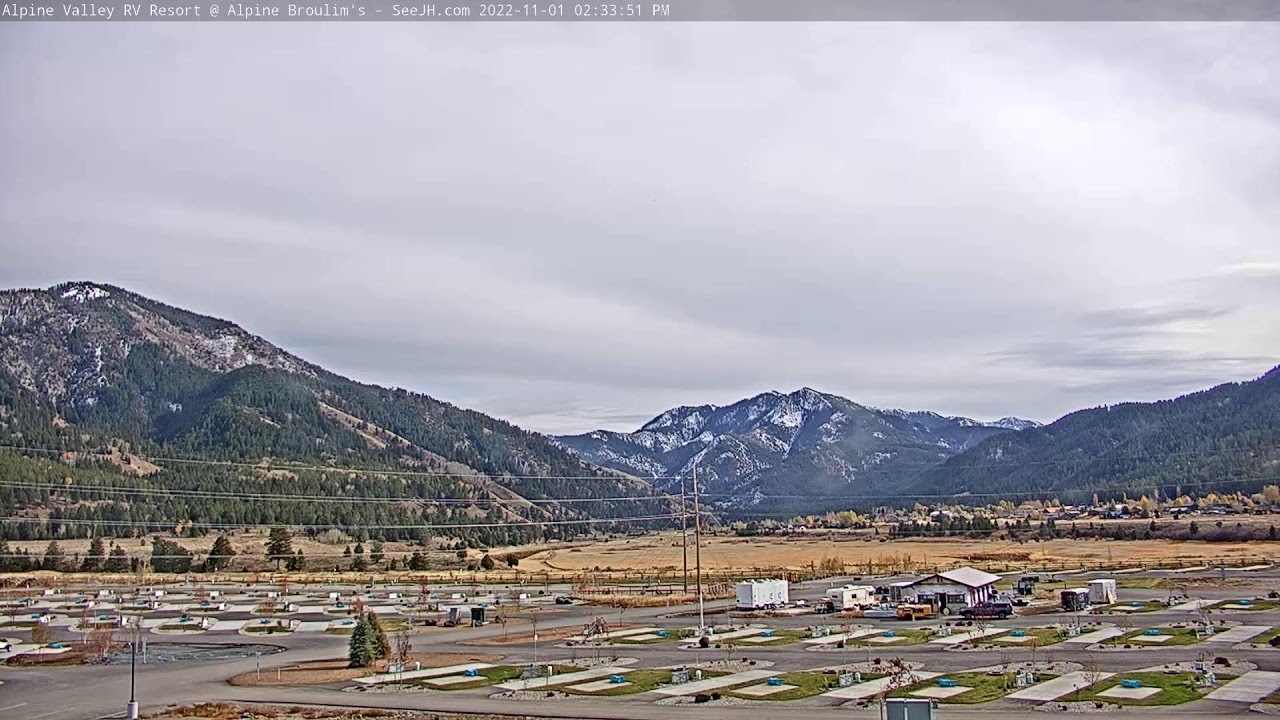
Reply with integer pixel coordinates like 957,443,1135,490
2,23,1278,433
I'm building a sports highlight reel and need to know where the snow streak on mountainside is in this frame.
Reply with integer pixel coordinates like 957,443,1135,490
553,388,1039,513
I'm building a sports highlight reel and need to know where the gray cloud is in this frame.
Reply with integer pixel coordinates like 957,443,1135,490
2,23,1279,434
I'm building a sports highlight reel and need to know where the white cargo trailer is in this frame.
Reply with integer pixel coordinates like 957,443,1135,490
735,579,790,609
1087,579,1117,605
825,585,877,610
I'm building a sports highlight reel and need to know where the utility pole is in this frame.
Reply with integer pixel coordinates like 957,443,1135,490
681,475,689,595
532,611,539,665
693,465,704,631
128,639,138,719
126,621,139,720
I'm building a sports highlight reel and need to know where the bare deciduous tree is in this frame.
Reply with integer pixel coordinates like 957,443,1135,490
394,628,412,666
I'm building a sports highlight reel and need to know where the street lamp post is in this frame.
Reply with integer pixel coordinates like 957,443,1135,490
126,634,139,720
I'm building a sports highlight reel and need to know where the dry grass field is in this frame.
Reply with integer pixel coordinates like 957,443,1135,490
8,523,1278,583
501,531,1279,574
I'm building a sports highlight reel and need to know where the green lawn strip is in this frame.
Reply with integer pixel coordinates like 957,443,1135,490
1213,599,1280,611
736,629,809,646
1077,672,1205,706
888,672,1058,705
1102,601,1165,613
997,627,1067,647
1109,627,1201,647
561,668,727,696
612,629,694,645
1262,687,1280,704
0,621,40,628
157,624,204,631
418,664,582,691
847,629,933,646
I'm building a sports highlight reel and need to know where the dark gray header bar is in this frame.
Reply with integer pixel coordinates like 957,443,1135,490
3,0,1278,21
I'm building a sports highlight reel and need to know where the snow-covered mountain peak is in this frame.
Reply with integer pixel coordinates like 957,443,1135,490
554,387,1030,512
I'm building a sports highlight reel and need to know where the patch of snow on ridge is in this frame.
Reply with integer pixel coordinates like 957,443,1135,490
767,401,803,429
61,284,111,302
203,335,238,360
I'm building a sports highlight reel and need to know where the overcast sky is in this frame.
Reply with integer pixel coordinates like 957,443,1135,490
2,23,1278,434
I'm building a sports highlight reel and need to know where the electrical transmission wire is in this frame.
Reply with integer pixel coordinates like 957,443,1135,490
0,480,670,505
0,513,682,532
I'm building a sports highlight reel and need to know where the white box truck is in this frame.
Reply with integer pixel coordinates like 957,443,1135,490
1087,579,1117,605
735,579,789,609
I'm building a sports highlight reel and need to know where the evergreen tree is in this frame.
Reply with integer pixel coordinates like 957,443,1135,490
351,542,368,572
347,613,377,668
80,537,106,572
480,554,495,571
370,541,384,566
151,537,193,574
265,527,293,569
205,535,236,571
368,612,391,659
103,545,129,572
41,541,64,571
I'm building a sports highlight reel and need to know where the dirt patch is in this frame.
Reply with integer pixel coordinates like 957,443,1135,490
226,652,504,687
5,648,103,666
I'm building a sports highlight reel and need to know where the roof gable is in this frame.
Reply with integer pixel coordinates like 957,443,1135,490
907,566,1000,589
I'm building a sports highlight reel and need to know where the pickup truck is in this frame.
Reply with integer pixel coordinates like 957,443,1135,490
959,603,1013,619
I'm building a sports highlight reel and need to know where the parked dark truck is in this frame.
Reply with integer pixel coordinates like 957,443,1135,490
960,602,1013,619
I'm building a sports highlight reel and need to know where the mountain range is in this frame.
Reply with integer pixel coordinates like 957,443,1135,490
1,281,1277,532
0,282,665,543
553,390,1040,513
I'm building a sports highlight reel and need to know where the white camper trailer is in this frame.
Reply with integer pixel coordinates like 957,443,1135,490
825,585,877,610
735,579,790,610
1087,579,1118,605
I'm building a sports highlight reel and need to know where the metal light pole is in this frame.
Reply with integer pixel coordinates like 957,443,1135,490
126,634,139,720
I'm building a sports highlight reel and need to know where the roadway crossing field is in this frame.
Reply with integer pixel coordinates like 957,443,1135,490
496,666,631,691
1204,625,1268,643
821,672,941,700
1063,627,1124,644
930,626,1008,645
651,669,776,696
800,627,883,645
1006,671,1115,702
355,662,495,685
1206,671,1280,703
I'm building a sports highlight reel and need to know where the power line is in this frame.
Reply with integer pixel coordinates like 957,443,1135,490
0,514,681,531
0,445,677,481
0,480,670,506
700,472,1280,507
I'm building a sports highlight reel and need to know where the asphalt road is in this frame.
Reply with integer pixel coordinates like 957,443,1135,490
2,567,1278,719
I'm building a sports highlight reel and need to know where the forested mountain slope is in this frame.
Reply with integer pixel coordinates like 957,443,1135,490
0,282,667,543
913,365,1280,504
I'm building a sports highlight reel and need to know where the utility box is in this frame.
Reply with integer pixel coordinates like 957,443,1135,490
735,579,789,610
1088,579,1117,605
470,607,486,626
884,698,936,720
